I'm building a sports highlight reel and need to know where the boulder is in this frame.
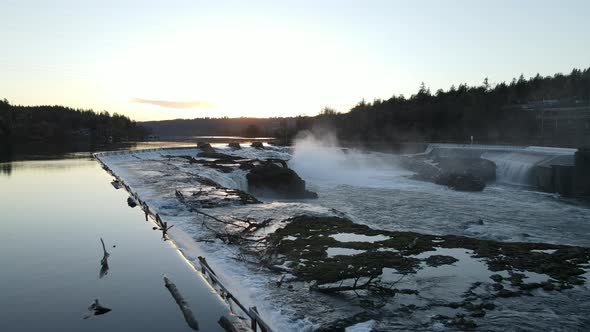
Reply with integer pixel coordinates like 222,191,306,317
251,141,264,149
401,155,493,192
247,162,318,199
436,157,496,182
197,142,215,152
228,142,241,149
436,173,485,192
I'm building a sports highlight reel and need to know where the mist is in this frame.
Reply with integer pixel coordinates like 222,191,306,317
288,131,411,188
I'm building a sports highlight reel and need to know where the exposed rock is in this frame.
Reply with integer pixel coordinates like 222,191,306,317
266,215,590,288
247,162,318,199
401,155,495,192
436,173,486,192
490,274,504,282
496,289,518,298
197,142,215,152
176,187,260,209
424,255,458,267
228,142,241,149
436,157,496,182
251,141,264,149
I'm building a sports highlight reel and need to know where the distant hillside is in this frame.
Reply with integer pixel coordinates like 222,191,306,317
142,117,299,138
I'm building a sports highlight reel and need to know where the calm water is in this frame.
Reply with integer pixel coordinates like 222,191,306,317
0,157,229,331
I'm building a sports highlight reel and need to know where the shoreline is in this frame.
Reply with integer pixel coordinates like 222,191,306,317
95,152,263,332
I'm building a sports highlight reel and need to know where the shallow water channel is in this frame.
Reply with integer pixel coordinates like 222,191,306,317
0,157,229,331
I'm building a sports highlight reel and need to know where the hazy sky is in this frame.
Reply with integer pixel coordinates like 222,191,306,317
1,0,589,121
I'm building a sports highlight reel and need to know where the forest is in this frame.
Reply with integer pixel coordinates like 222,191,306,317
0,99,149,151
297,67,590,147
143,67,590,148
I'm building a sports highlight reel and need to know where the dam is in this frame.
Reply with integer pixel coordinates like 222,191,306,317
422,143,590,197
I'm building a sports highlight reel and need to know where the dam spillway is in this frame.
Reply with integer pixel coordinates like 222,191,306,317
423,144,586,196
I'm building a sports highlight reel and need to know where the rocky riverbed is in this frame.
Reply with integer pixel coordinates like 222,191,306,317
96,143,590,331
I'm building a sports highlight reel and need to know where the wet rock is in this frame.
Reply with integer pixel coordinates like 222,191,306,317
462,301,475,310
436,173,486,192
490,274,504,283
175,186,260,209
197,142,215,152
496,289,517,298
436,157,496,182
508,273,525,286
492,283,504,291
247,162,318,199
228,142,241,149
251,141,264,149
450,316,477,330
401,155,494,192
424,255,458,267
519,282,542,291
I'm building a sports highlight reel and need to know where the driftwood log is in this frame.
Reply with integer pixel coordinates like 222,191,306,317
99,238,109,278
164,276,199,331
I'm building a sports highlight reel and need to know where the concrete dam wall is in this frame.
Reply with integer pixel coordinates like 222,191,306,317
424,144,588,197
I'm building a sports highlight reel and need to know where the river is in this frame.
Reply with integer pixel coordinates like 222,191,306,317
0,155,230,331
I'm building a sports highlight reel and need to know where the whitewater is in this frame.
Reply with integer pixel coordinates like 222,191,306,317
96,136,590,331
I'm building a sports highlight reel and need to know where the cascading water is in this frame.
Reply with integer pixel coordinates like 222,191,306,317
482,147,576,186
483,152,539,186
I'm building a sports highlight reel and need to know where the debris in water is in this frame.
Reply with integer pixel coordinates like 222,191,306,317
83,299,112,319
127,196,137,208
164,276,199,330
99,238,110,279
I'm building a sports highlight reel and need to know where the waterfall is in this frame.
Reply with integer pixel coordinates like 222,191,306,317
482,147,575,186
483,152,539,185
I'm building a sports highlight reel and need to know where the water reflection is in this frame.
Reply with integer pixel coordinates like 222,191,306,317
0,163,11,176
0,157,229,331
99,238,110,279
0,140,200,177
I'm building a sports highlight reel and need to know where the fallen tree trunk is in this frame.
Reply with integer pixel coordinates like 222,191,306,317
164,276,200,331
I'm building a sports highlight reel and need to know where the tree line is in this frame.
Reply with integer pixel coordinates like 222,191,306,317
142,67,589,148
0,99,149,147
296,67,590,147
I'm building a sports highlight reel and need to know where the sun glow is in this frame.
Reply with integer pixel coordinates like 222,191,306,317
97,21,384,120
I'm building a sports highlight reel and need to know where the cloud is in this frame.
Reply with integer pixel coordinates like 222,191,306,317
131,98,214,109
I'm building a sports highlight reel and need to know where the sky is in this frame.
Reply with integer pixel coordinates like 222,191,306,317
1,0,589,121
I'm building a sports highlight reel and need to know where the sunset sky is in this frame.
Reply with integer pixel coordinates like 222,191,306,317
1,0,589,121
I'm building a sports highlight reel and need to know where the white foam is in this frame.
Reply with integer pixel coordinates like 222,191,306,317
345,320,376,332
326,247,365,257
330,233,390,243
